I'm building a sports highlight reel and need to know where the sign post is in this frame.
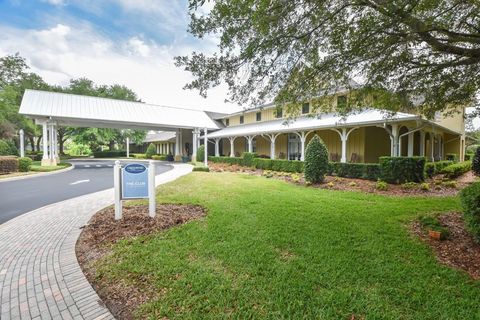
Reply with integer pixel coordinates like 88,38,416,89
114,161,156,220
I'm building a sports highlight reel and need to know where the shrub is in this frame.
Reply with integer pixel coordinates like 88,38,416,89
133,153,147,159
18,157,32,172
445,153,458,162
375,180,388,191
401,182,418,190
441,161,471,179
192,166,210,172
418,215,450,239
420,183,430,191
92,150,126,158
473,146,480,176
0,156,18,173
145,143,156,159
379,156,425,184
0,139,18,156
152,155,167,161
304,135,329,183
243,152,256,167
166,154,174,162
425,160,454,178
442,180,458,189
460,182,480,242
197,145,205,162
331,162,381,180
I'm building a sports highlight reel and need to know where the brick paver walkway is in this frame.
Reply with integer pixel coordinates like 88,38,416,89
0,164,192,320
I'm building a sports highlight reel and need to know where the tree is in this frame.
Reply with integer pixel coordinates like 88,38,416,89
177,1,480,117
304,135,329,183
145,143,157,159
473,147,480,176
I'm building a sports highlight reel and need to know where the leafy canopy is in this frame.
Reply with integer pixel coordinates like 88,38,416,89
177,0,480,117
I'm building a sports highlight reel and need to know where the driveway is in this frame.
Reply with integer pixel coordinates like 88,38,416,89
0,159,172,224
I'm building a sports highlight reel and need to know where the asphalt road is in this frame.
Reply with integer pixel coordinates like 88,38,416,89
0,160,172,225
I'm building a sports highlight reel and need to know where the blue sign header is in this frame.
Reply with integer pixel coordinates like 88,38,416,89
121,163,149,199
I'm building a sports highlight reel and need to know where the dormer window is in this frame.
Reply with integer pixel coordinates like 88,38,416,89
302,103,309,114
240,115,244,124
256,112,262,121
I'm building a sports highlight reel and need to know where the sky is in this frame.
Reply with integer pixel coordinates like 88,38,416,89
0,0,242,113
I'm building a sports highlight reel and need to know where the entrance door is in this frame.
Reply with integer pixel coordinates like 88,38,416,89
288,133,301,160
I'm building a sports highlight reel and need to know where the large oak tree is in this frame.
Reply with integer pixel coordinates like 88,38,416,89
176,0,480,117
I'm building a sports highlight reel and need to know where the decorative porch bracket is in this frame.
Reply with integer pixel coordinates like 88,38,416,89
263,133,281,159
228,136,237,157
293,131,314,161
246,135,255,153
214,138,221,157
331,127,359,163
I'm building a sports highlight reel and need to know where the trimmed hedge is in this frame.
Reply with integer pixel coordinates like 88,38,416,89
0,156,18,173
425,160,454,178
441,161,472,178
192,166,210,172
93,150,126,158
151,155,167,161
379,156,426,183
460,182,480,243
329,163,381,181
255,158,304,173
243,152,256,167
18,157,33,172
473,146,480,176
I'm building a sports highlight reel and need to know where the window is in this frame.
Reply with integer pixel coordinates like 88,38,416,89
225,118,229,126
337,95,347,109
275,108,283,118
240,115,244,124
256,112,262,121
302,103,309,114
288,133,301,160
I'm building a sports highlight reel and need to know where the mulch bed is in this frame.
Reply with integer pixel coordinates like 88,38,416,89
412,212,480,280
76,204,207,320
207,162,477,196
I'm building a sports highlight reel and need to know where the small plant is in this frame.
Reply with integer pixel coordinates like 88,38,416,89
420,183,430,191
401,182,418,190
376,180,388,191
327,181,334,188
442,180,458,189
18,157,33,172
418,214,449,240
349,181,357,187
434,179,442,185
145,143,156,159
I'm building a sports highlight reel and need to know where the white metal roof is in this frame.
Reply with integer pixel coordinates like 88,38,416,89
143,131,176,143
205,109,421,138
19,90,220,131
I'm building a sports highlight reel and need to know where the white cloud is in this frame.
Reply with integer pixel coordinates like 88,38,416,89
0,23,240,114
42,0,65,6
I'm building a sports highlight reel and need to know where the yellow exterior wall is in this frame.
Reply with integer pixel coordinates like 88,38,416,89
437,107,465,134
364,126,391,163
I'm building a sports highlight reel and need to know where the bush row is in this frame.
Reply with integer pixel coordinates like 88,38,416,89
0,139,18,156
460,182,480,243
208,155,304,173
379,157,426,183
92,150,126,158
18,157,32,172
425,160,454,178
441,161,472,178
328,163,381,181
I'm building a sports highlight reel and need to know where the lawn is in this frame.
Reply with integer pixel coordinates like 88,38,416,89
96,172,480,319
29,161,72,172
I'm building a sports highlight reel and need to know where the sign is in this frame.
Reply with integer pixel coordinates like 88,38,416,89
121,163,149,199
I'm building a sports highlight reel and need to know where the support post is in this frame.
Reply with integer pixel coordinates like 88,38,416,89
229,137,236,157
266,133,279,159
192,128,198,162
148,160,156,218
214,138,220,157
246,136,254,153
407,132,414,157
431,134,435,162
126,137,130,158
300,133,306,161
114,160,122,220
204,128,208,167
419,131,425,157
175,129,181,161
19,129,25,158
340,128,347,163
391,124,399,157
41,122,49,166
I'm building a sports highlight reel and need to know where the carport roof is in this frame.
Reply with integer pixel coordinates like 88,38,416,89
19,90,221,131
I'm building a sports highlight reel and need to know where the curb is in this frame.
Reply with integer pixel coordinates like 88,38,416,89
0,163,75,183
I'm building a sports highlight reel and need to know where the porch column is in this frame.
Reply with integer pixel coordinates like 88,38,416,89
19,129,25,158
126,137,130,158
391,124,399,157
419,131,425,156
192,128,198,162
430,133,435,162
228,137,236,157
246,136,254,153
407,132,414,157
203,127,208,167
214,138,220,157
296,131,312,161
265,133,279,159
332,127,358,163
175,129,181,161
42,122,48,164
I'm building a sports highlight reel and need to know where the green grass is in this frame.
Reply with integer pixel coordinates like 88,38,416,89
30,161,72,172
97,173,480,319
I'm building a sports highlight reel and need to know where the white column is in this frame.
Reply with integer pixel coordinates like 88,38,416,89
19,129,25,158
419,131,425,156
247,136,254,153
192,128,198,161
299,132,307,161
114,160,122,220
391,124,399,157
148,160,156,218
266,134,279,159
42,123,48,161
48,123,54,160
407,132,414,157
204,127,208,167
214,138,220,157
430,134,435,162
175,129,181,160
340,128,347,163
229,137,235,157
126,137,130,158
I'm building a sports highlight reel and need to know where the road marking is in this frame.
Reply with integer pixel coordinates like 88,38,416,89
96,165,101,167
84,165,90,168
108,165,113,167
69,179,90,185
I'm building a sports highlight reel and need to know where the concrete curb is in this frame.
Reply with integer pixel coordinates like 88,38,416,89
0,163,75,184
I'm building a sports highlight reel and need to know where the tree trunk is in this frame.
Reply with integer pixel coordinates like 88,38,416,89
109,140,115,150
60,139,66,155
37,135,42,152
29,136,35,152
57,130,65,155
